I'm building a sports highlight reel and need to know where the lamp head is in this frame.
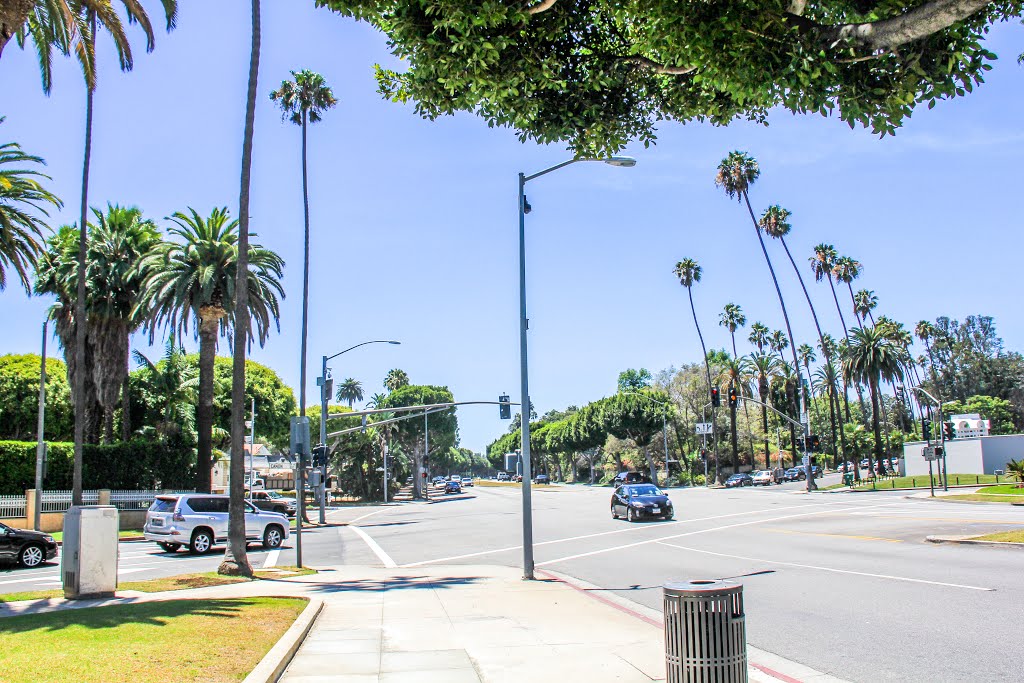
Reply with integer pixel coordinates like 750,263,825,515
604,156,637,168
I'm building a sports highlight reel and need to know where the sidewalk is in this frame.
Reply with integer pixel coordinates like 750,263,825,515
1,564,847,683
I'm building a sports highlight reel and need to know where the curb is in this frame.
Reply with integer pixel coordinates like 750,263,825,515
926,535,1024,549
242,597,324,683
906,496,1024,506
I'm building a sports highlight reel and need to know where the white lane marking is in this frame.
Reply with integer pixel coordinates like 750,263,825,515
535,502,900,567
402,500,876,568
262,549,280,569
339,508,394,524
0,574,60,586
658,542,995,592
349,525,397,568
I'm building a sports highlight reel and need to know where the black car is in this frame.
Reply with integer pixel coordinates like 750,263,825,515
724,473,754,488
784,467,806,481
534,474,550,484
610,484,674,522
444,480,462,494
0,521,58,568
613,471,650,486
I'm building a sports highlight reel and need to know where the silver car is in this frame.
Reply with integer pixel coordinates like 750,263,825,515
143,493,289,554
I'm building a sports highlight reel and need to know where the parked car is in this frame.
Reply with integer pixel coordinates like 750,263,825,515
784,467,806,481
249,490,296,517
859,458,872,470
751,470,774,486
461,477,474,487
496,472,509,481
144,493,289,554
0,521,58,568
614,471,650,486
444,480,462,494
811,465,823,478
724,473,754,488
610,484,674,522
534,474,550,484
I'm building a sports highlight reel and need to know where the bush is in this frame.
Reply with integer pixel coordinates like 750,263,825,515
0,440,195,494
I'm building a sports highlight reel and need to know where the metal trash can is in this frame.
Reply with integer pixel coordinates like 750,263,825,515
664,579,746,683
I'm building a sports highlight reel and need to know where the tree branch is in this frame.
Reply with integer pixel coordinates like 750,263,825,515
816,0,995,50
526,0,558,15
623,55,696,75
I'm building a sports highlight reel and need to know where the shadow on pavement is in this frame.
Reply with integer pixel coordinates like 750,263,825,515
426,494,476,504
358,521,419,529
306,575,484,594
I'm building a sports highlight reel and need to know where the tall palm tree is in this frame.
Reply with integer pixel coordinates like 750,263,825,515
716,354,747,469
797,343,823,436
270,70,337,427
384,368,410,392
719,303,755,458
812,363,842,469
854,289,878,325
366,392,388,409
336,378,364,407
221,0,260,579
674,258,718,479
771,360,801,467
842,325,906,475
748,322,769,352
833,256,864,323
58,0,176,506
760,204,846,468
0,121,62,293
715,151,807,476
769,330,790,354
748,350,779,469
131,332,198,442
137,207,285,493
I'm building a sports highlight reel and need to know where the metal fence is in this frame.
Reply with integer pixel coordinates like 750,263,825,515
39,490,99,513
0,494,27,519
109,489,194,511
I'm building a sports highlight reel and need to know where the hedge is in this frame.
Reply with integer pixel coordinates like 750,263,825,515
0,440,195,494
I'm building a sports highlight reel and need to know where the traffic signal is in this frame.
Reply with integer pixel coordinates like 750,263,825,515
922,419,931,441
699,449,708,461
943,421,956,440
710,387,720,407
810,434,821,452
499,394,511,420
728,387,738,409
311,444,327,468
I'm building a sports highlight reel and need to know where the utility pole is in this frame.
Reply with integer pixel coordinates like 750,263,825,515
247,400,256,500
34,321,47,531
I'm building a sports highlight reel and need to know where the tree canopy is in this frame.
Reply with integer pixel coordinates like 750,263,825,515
0,353,72,441
317,0,1020,156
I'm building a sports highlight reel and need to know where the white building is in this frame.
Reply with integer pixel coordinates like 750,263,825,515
947,413,990,439
903,433,1024,476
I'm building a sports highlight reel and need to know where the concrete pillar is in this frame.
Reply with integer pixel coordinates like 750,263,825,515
26,489,39,530
98,489,111,505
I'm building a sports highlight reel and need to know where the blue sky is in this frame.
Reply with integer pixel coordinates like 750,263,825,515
1,4,1022,454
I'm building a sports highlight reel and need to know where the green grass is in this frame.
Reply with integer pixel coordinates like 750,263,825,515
48,529,143,543
972,529,1024,543
0,567,318,603
940,494,1024,504
0,597,307,682
964,484,1024,495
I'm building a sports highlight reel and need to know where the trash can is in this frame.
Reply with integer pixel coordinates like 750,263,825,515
843,472,854,486
664,579,746,683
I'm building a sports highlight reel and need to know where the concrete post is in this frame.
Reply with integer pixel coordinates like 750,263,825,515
98,489,110,506
26,489,39,530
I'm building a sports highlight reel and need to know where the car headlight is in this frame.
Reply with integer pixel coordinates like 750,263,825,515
631,501,645,508
44,536,54,543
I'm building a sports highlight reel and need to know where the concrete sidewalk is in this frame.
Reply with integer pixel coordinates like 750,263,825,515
1,564,847,683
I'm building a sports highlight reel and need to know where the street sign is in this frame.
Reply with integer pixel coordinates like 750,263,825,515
695,422,713,435
922,446,938,460
802,455,810,466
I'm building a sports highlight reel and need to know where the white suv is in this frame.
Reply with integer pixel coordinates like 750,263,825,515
144,493,289,554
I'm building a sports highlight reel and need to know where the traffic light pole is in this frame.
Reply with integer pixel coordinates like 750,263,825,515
914,387,948,492
318,354,329,524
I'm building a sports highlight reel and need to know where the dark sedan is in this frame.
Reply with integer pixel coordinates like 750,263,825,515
610,484,674,522
444,480,462,494
784,467,806,481
0,521,58,568
724,473,754,488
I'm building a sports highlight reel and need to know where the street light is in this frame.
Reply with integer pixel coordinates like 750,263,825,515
518,155,637,580
316,340,401,523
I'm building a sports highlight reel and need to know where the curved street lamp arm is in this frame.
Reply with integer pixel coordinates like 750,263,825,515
326,339,401,363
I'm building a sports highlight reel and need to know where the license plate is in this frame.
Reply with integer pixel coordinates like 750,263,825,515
651,507,661,514
151,519,163,527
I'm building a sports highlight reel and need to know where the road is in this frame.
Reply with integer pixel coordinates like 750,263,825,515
3,478,1022,682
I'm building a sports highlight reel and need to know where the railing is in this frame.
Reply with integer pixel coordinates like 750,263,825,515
39,490,100,513
109,489,195,510
0,494,27,519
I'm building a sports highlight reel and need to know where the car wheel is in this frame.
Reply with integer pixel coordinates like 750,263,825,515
663,512,674,521
190,529,214,554
263,525,284,549
19,544,45,568
158,542,180,553
611,506,618,519
627,507,637,523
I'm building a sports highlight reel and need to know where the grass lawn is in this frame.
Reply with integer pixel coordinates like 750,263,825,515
0,597,307,682
972,529,1024,543
940,493,1024,504
963,484,1024,495
0,567,317,603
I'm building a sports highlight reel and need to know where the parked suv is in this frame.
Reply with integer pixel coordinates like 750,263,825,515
250,490,296,517
144,493,289,554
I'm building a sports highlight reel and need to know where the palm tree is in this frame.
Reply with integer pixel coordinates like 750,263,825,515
674,258,718,479
384,368,410,392
131,332,198,442
221,0,260,579
336,378,364,407
771,360,801,467
842,325,906,475
716,354,747,469
0,121,62,293
769,330,790,354
812,363,842,469
833,256,864,323
748,322,769,352
748,350,780,469
366,392,388,409
137,207,284,493
715,152,807,475
270,70,337,429
854,289,878,325
719,303,755,457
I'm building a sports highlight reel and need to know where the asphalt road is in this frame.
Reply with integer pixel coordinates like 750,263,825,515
3,479,1022,682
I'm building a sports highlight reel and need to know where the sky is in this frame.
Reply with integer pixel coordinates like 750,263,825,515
1,4,1023,454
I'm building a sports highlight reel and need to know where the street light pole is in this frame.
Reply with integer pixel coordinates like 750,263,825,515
518,156,636,580
34,321,47,531
914,386,947,492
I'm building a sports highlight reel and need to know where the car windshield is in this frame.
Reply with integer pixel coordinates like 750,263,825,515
629,485,662,496
266,491,282,499
149,497,178,513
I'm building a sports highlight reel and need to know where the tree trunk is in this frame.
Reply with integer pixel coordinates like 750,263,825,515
729,402,739,472
102,406,114,444
642,445,658,486
687,289,719,480
121,374,131,441
0,0,34,61
761,402,770,470
196,308,220,493
72,13,97,506
870,377,885,474
828,385,840,469
220,0,260,578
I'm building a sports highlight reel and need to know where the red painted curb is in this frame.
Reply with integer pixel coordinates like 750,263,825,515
535,569,806,683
